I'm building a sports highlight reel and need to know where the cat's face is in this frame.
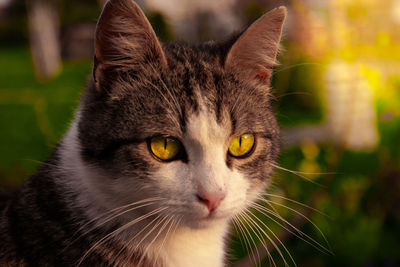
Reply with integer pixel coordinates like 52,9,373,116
76,0,284,230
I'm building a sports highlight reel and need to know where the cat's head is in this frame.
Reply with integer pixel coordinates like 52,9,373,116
76,0,285,229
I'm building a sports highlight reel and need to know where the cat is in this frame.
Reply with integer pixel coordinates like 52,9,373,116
0,0,285,266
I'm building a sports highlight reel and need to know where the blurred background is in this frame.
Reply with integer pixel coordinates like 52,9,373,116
0,0,399,266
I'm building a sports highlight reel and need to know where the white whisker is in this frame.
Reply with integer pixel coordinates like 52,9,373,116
242,212,292,267
271,163,334,187
252,202,304,237
237,213,262,267
135,213,168,266
252,202,331,254
273,62,324,74
232,216,257,266
240,210,276,267
65,198,163,253
76,206,167,266
151,65,183,117
152,215,177,266
246,208,296,267
262,193,329,217
262,199,332,254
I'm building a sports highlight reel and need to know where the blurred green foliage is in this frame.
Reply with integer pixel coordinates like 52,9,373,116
148,11,175,41
59,0,101,25
0,46,90,188
272,60,324,126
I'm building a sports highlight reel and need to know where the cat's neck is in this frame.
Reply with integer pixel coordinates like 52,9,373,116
58,115,230,267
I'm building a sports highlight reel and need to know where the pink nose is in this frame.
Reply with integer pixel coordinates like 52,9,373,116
197,191,226,212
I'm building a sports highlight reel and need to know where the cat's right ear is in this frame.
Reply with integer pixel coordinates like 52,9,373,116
93,0,167,90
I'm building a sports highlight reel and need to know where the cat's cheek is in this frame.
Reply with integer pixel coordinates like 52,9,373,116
221,170,253,214
146,161,194,200
246,177,268,203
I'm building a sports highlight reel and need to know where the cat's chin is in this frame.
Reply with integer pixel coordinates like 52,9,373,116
182,212,232,230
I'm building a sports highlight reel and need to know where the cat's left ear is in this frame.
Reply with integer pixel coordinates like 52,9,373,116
225,7,286,87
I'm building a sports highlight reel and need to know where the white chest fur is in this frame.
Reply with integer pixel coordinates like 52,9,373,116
148,222,229,267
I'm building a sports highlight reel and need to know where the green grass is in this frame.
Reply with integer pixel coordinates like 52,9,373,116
0,46,91,187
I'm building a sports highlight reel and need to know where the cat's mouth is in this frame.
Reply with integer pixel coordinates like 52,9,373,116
201,210,221,221
186,216,226,229
181,208,233,229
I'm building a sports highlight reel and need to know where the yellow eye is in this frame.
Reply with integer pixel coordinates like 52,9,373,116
149,136,182,161
228,134,255,158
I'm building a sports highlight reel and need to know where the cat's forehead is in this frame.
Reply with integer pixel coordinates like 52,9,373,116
81,42,275,147
185,96,231,145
